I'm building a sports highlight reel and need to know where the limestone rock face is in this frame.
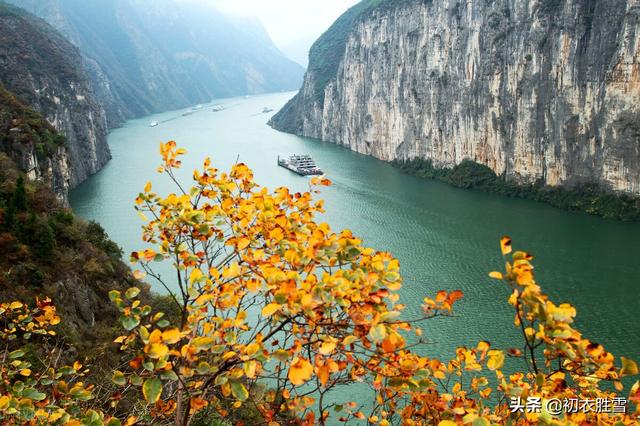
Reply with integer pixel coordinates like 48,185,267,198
271,0,640,194
0,3,110,197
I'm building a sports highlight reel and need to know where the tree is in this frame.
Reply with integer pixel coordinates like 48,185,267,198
11,176,28,213
32,219,55,259
108,142,639,425
1,175,28,233
1,143,638,425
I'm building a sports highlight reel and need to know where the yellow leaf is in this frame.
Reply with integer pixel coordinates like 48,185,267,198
288,357,313,385
301,293,313,307
162,328,182,344
190,269,203,284
262,303,281,318
438,421,457,426
0,395,10,409
133,270,147,280
236,237,250,250
144,181,152,193
319,339,337,355
9,301,23,310
487,350,505,371
500,236,512,255
621,357,639,376
368,324,387,344
19,368,31,377
146,343,169,359
222,262,241,279
343,335,358,346
488,271,503,280
245,343,260,357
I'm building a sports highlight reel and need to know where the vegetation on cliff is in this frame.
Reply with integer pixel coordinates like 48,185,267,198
0,153,140,348
0,0,111,190
0,84,66,163
1,143,638,425
393,158,640,221
307,0,415,104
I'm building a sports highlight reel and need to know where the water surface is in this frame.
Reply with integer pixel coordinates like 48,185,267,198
71,92,640,368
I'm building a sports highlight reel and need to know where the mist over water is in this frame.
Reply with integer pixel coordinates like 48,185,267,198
71,91,640,373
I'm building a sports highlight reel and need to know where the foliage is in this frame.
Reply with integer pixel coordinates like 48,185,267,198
85,221,124,259
0,144,638,425
0,84,66,160
394,158,640,221
110,143,637,425
0,298,122,425
0,154,138,353
108,141,458,425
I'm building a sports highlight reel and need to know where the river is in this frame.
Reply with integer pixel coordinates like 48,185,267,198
71,91,639,373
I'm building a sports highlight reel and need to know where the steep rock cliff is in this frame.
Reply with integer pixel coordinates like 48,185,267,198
11,0,305,128
271,0,640,195
0,3,110,194
0,85,71,198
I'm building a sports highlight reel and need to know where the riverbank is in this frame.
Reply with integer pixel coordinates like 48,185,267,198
392,158,640,221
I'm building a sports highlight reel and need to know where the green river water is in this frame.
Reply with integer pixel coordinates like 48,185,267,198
70,91,639,380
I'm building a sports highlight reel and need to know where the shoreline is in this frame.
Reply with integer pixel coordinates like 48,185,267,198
392,158,640,222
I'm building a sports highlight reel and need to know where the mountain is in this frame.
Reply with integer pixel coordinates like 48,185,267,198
10,0,305,128
270,0,640,198
0,2,110,198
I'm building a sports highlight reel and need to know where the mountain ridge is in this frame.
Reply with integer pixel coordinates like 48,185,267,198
10,0,305,128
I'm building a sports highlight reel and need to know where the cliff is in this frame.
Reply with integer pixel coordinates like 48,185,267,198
0,85,71,199
0,152,145,352
271,0,640,196
0,2,110,196
11,0,305,128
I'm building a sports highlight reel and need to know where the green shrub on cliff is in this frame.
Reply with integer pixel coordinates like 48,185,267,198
394,158,640,221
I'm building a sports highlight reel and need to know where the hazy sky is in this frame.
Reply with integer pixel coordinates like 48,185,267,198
212,0,360,66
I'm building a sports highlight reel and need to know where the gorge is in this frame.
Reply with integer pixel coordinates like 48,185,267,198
1,0,640,423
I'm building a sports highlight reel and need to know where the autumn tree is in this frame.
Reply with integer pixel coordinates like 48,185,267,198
1,142,638,426
109,142,638,426
108,141,462,425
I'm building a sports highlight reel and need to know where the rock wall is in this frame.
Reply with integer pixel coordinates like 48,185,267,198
0,3,111,197
271,0,640,194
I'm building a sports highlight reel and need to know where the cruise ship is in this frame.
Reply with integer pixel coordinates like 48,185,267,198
277,154,323,176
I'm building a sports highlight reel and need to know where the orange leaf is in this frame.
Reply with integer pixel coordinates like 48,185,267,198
500,236,512,255
288,357,313,385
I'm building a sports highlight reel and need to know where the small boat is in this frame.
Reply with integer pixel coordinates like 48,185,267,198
212,104,224,112
278,154,323,176
262,107,274,113
149,121,159,127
